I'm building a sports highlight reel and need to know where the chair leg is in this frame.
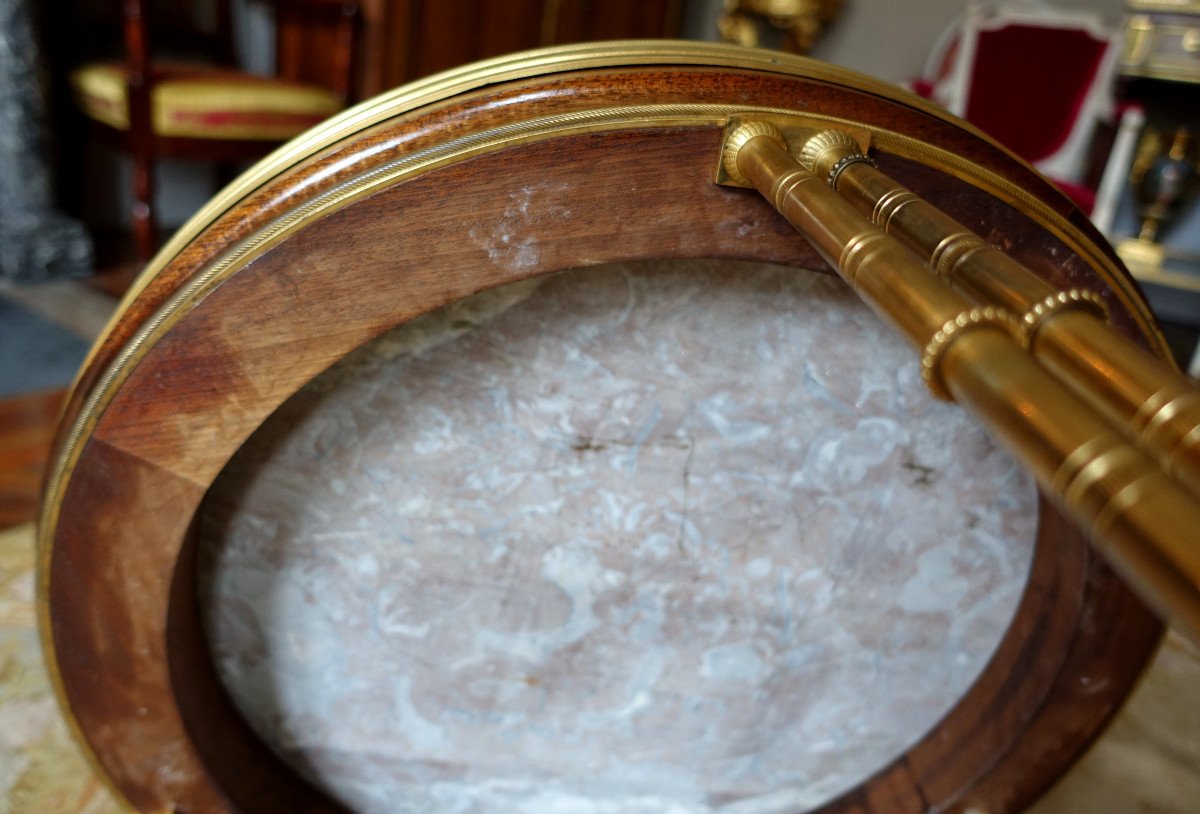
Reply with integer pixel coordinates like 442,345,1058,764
131,155,158,261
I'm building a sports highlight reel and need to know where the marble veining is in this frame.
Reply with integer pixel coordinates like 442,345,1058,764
198,259,1037,813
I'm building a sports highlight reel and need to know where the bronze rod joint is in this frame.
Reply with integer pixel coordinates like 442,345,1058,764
719,119,1200,644
795,126,1200,497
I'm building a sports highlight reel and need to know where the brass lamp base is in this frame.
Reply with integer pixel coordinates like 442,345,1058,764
1118,236,1166,275
1118,237,1200,294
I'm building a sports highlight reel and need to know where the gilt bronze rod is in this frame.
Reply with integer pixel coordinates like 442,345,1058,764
794,128,1200,498
721,121,1200,643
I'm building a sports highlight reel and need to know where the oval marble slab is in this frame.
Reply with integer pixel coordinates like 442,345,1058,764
197,259,1037,813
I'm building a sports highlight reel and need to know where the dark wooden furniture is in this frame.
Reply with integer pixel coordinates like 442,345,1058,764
70,0,360,261
329,0,684,98
41,42,1169,813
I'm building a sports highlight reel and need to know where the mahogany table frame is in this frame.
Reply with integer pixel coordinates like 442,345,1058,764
39,42,1165,813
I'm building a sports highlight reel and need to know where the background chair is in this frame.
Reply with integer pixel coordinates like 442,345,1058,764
910,1,1142,236
70,0,360,262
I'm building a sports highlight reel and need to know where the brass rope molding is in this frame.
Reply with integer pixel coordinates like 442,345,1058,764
920,305,1025,400
719,119,1200,643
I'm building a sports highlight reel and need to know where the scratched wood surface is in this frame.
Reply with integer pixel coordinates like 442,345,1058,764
44,60,1161,812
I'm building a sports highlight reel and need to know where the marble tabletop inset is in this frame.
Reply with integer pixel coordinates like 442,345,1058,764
199,259,1038,813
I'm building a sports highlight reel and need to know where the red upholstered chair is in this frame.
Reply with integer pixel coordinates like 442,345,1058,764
912,2,1141,235
71,0,360,261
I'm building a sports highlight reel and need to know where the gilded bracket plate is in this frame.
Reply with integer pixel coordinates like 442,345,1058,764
713,113,872,187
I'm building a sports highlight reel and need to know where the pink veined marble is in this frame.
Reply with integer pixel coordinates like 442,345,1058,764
198,259,1038,814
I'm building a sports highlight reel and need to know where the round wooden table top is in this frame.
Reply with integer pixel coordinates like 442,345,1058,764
39,42,1163,813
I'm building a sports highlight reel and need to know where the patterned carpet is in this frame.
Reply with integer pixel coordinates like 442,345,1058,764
0,524,122,814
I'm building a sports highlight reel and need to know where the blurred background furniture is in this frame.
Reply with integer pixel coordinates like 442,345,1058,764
716,0,843,53
69,0,361,261
1113,0,1200,376
62,0,686,264
911,1,1141,236
323,0,686,99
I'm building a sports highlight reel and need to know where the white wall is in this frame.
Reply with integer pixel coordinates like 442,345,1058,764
808,0,977,83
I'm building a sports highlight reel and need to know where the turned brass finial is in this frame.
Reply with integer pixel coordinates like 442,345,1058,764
797,129,860,177
722,121,787,186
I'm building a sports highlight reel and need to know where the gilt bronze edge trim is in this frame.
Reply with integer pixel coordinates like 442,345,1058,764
38,96,1163,808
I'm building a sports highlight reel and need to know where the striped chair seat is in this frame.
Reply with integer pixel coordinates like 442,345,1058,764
71,62,342,141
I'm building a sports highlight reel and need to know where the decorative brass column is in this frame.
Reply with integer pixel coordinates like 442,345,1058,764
719,120,1200,644
791,127,1200,498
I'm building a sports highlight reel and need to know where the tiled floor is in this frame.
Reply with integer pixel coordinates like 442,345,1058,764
0,279,116,346
1,273,1198,812
0,295,90,400
0,273,116,525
